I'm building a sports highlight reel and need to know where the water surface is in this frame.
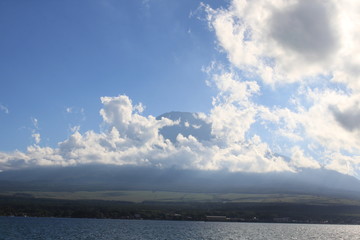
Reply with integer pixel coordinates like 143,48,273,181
1,217,359,239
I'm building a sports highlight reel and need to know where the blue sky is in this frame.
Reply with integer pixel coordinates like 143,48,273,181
0,0,223,150
1,0,360,176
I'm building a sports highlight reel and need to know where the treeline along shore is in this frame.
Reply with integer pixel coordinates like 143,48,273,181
2,195,360,224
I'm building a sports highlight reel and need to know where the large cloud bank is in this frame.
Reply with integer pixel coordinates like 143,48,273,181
204,0,360,87
1,0,360,176
203,0,360,175
0,94,294,173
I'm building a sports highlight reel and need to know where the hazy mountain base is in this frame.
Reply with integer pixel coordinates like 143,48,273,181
2,165,360,223
2,190,360,205
1,165,359,197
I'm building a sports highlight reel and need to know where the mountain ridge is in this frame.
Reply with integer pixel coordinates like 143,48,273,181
1,164,360,200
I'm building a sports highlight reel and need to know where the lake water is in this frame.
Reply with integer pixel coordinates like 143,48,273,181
1,217,360,239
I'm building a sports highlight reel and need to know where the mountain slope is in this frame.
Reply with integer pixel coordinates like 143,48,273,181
1,165,360,199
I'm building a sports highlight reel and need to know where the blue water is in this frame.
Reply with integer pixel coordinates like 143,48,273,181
1,217,360,239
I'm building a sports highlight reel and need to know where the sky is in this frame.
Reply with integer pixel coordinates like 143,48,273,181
1,0,360,177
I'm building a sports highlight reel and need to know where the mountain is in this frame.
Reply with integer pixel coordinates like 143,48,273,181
1,165,360,199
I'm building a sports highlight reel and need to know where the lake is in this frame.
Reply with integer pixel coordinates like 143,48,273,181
1,217,359,239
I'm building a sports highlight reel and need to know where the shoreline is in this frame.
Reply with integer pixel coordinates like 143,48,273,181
2,195,360,225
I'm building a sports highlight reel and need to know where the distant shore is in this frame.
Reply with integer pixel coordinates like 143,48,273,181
2,195,360,225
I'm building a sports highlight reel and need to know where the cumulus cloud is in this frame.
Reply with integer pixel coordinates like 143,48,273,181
204,0,360,87
0,95,180,170
210,73,259,143
290,146,320,169
269,0,338,62
99,95,173,144
330,104,360,132
324,152,360,176
2,0,360,177
0,94,293,173
201,0,360,176
0,88,356,175
2,73,359,175
251,84,360,175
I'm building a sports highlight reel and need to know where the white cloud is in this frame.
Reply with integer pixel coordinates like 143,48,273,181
31,118,39,129
207,67,260,144
69,125,80,133
330,101,360,132
32,133,41,145
2,78,357,175
2,0,360,177
0,94,292,173
200,0,360,176
99,95,174,144
204,0,360,88
325,152,360,176
253,86,360,174
0,104,9,114
29,118,41,145
290,146,320,169
65,107,86,127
